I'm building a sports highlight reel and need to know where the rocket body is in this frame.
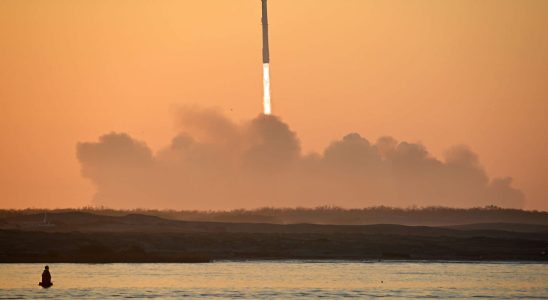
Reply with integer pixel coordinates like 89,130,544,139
261,0,271,115
261,0,270,64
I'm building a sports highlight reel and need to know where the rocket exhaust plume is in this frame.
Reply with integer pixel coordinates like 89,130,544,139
261,0,271,115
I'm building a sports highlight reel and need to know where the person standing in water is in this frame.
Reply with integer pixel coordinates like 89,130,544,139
39,265,53,288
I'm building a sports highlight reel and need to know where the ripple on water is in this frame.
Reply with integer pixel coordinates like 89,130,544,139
0,262,547,299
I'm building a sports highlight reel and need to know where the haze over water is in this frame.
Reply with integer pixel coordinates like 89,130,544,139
1,261,547,299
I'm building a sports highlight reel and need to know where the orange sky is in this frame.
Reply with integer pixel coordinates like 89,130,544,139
1,0,547,209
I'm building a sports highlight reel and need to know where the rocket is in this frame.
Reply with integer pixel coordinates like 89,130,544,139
261,0,270,64
261,0,271,115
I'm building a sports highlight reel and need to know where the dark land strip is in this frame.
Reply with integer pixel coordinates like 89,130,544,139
1,212,547,263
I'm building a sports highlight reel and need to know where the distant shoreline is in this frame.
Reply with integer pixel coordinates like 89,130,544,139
2,259,548,264
2,206,548,227
1,211,547,263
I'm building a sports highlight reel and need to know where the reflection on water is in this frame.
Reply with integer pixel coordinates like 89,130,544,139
1,261,547,299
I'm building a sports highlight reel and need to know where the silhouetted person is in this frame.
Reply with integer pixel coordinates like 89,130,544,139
39,265,53,288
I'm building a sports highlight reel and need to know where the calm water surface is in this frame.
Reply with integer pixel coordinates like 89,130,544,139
0,261,547,299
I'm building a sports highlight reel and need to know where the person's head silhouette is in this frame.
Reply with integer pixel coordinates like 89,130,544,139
45,265,49,270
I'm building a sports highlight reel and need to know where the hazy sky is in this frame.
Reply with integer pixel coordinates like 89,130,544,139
1,0,547,209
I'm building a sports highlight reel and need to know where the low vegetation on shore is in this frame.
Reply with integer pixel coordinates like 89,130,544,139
1,206,547,226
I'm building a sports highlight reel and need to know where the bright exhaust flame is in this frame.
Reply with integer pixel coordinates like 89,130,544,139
263,63,271,115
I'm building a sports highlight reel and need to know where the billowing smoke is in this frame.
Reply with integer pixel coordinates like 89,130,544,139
77,108,525,209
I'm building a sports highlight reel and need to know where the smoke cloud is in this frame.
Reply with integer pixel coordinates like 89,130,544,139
77,107,525,209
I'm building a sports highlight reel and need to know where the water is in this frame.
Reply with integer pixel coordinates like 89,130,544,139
1,261,547,299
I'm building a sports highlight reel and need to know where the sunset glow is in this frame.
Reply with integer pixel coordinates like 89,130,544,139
0,0,547,209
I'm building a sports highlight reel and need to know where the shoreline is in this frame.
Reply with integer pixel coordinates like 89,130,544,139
2,229,547,263
2,259,548,264
2,212,547,264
